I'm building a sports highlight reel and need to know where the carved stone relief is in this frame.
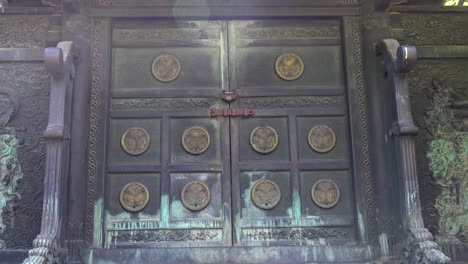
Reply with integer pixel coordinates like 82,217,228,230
400,14,468,46
0,16,47,48
0,63,49,249
408,59,468,241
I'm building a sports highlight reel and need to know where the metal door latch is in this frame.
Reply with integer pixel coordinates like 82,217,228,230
210,108,255,118
221,90,237,102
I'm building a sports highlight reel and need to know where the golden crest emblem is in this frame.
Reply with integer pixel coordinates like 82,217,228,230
151,54,181,82
119,182,150,212
250,126,279,154
181,126,211,155
275,53,304,81
120,127,151,156
251,179,281,210
308,125,336,153
311,179,340,209
181,181,211,211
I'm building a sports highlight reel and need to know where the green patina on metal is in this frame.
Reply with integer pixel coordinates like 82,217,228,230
0,128,23,249
426,79,468,243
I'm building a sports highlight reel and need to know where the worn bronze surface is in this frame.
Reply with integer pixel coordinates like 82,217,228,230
181,181,211,211
181,126,211,155
250,125,279,154
251,179,281,210
119,182,150,212
120,127,151,156
308,125,336,153
151,54,181,82
311,179,340,209
275,53,304,81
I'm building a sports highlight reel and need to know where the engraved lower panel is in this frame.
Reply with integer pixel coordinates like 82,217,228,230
241,228,349,241
110,229,223,243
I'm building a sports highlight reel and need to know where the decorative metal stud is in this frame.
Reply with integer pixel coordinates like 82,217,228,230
311,179,340,209
308,125,336,153
251,179,281,210
181,181,211,211
121,127,151,156
275,53,304,81
119,182,150,212
151,54,181,82
181,126,211,155
250,125,279,154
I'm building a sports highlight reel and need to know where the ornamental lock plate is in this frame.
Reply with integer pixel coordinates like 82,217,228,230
181,181,211,211
251,179,281,210
121,127,151,156
119,182,150,212
275,53,304,81
181,126,211,155
250,125,279,154
308,125,336,153
311,179,340,209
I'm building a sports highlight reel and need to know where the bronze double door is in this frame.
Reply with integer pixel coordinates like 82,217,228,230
105,19,356,248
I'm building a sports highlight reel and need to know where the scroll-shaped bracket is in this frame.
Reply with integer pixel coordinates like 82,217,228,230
23,41,79,264
377,39,451,264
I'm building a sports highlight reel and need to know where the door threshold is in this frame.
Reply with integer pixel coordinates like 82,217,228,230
83,244,373,264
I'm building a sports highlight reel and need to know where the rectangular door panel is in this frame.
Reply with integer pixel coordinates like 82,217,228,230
229,20,355,246
104,20,231,248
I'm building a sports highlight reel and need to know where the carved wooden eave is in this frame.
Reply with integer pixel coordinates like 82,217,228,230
377,39,451,264
22,41,79,264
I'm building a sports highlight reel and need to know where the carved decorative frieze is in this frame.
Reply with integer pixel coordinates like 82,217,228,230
243,228,348,241
242,96,343,108
113,28,220,41
0,16,47,48
351,19,377,242
111,229,221,243
400,14,468,46
112,98,216,110
86,19,107,244
238,26,340,40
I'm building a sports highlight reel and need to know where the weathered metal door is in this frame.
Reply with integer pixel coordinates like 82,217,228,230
104,19,355,248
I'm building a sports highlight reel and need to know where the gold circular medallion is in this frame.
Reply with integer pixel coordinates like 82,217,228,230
311,179,340,209
308,125,336,153
251,179,281,210
181,181,211,211
181,126,211,155
151,54,181,82
119,182,150,212
275,53,304,81
121,127,151,156
250,126,279,154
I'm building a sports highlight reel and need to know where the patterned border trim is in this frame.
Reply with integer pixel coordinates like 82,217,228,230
351,19,377,242
86,19,105,244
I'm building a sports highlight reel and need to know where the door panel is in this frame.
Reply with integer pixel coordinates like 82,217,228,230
104,20,231,247
229,20,355,246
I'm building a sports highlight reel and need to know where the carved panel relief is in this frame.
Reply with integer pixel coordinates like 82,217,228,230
408,60,468,242
0,16,47,48
0,63,49,249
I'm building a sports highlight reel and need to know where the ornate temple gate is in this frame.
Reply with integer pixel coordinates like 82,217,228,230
87,15,377,263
